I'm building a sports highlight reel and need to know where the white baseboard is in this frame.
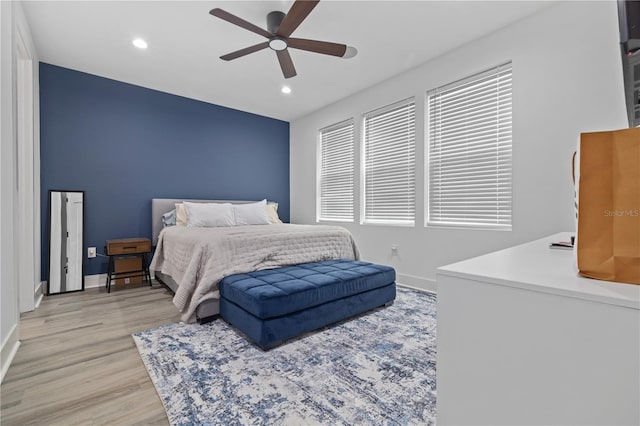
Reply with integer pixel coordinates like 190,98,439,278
40,275,107,292
1,324,20,383
396,273,436,293
35,281,44,308
84,273,107,289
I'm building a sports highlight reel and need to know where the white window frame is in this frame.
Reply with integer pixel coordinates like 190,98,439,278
426,62,513,230
317,119,355,222
362,98,416,226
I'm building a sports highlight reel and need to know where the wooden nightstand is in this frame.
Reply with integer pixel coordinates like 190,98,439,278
106,238,152,293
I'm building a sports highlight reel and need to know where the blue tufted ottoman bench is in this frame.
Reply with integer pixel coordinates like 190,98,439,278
219,259,396,349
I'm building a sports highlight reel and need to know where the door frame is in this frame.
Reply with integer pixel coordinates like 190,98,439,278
15,26,37,312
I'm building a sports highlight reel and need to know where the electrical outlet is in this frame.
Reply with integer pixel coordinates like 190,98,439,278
87,247,96,258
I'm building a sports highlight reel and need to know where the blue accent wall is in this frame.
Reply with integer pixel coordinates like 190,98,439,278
40,63,290,279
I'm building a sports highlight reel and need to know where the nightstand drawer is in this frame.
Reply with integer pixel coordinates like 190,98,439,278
107,238,151,255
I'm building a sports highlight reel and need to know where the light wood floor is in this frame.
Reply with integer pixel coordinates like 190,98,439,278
1,282,181,426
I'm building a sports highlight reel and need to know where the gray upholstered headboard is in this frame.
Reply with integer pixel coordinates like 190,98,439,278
151,198,256,245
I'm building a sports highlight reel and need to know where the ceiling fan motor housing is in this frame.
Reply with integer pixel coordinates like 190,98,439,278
267,11,286,34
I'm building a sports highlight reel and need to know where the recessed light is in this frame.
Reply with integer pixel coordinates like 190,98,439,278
281,86,292,94
132,38,148,49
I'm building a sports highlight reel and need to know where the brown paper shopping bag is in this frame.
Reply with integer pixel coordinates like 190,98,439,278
577,127,640,284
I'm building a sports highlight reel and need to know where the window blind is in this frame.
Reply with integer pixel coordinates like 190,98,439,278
318,119,354,222
363,98,416,225
427,62,512,229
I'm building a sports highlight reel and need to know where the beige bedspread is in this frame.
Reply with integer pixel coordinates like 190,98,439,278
150,224,360,322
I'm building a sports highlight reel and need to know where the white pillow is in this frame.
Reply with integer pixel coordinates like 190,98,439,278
266,203,283,224
184,202,235,228
233,200,270,226
175,203,187,226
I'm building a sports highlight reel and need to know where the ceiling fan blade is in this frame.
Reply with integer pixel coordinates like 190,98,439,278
220,42,270,61
209,8,273,39
276,49,297,79
276,0,319,38
288,38,346,57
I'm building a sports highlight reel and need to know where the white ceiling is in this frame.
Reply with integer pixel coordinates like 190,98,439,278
22,1,555,121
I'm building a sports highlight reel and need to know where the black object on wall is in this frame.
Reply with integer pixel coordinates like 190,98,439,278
618,0,640,55
618,0,640,127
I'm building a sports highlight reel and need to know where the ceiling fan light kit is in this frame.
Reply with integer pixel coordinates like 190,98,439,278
269,38,288,51
210,0,356,79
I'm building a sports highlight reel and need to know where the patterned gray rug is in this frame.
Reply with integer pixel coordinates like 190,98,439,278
132,287,437,425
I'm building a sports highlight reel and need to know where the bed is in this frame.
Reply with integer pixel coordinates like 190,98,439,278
150,198,360,323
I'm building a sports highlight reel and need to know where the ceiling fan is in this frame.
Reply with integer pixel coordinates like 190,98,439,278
209,0,356,79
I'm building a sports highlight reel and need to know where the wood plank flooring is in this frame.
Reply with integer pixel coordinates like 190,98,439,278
1,282,181,425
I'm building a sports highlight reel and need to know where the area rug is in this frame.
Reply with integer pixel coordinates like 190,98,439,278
132,287,437,425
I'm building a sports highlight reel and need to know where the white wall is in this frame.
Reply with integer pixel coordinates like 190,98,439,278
1,1,40,382
1,0,20,382
14,0,40,313
290,1,628,290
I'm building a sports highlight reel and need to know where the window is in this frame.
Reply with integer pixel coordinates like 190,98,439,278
363,98,416,225
427,62,512,229
318,119,354,222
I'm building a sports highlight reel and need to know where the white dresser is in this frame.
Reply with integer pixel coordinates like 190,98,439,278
436,233,640,425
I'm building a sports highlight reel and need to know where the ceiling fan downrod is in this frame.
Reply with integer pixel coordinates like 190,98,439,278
267,11,286,34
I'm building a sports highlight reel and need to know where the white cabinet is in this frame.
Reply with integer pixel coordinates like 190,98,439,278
436,233,640,425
